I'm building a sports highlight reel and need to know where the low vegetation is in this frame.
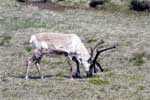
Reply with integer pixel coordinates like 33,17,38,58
0,35,12,46
0,0,150,100
129,51,146,66
88,76,110,85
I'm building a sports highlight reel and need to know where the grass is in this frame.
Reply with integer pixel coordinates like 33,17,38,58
86,38,97,44
128,74,144,82
0,35,12,46
53,0,91,7
105,71,114,77
88,77,110,85
0,17,49,31
0,0,150,100
137,85,145,91
1,71,9,82
129,52,145,66
55,71,66,78
0,0,17,8
25,46,32,53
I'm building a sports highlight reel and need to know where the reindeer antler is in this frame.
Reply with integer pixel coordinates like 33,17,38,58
93,44,116,63
89,44,116,74
93,40,104,50
90,40,104,57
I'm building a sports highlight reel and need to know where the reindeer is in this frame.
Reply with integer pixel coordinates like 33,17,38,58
25,32,116,80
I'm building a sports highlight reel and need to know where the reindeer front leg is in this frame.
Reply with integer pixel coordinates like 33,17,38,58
25,57,32,80
75,60,80,78
72,57,81,78
25,49,44,80
33,49,44,79
25,53,37,80
35,62,43,79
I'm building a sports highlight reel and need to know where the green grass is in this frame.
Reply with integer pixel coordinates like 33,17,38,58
137,85,145,91
88,77,110,85
25,46,32,53
0,35,12,46
55,71,66,78
0,17,50,31
129,52,145,66
128,74,144,82
86,39,97,44
105,71,114,77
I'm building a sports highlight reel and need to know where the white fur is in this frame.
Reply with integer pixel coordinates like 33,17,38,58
41,41,48,49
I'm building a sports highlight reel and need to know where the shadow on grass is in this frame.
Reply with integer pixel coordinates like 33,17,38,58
12,75,53,80
64,75,84,79
12,74,87,80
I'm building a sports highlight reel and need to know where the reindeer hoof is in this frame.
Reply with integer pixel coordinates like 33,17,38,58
76,73,81,78
94,68,98,73
70,77,74,80
72,73,81,78
101,69,104,72
25,76,29,80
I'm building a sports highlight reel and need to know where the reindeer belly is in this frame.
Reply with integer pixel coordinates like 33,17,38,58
43,45,69,57
48,41,72,53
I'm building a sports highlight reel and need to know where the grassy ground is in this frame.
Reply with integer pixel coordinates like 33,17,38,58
0,0,150,100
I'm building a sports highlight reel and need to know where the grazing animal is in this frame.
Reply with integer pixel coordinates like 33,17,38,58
89,0,105,8
25,32,116,80
130,0,150,12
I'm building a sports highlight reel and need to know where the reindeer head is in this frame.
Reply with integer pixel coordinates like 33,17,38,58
86,40,116,77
